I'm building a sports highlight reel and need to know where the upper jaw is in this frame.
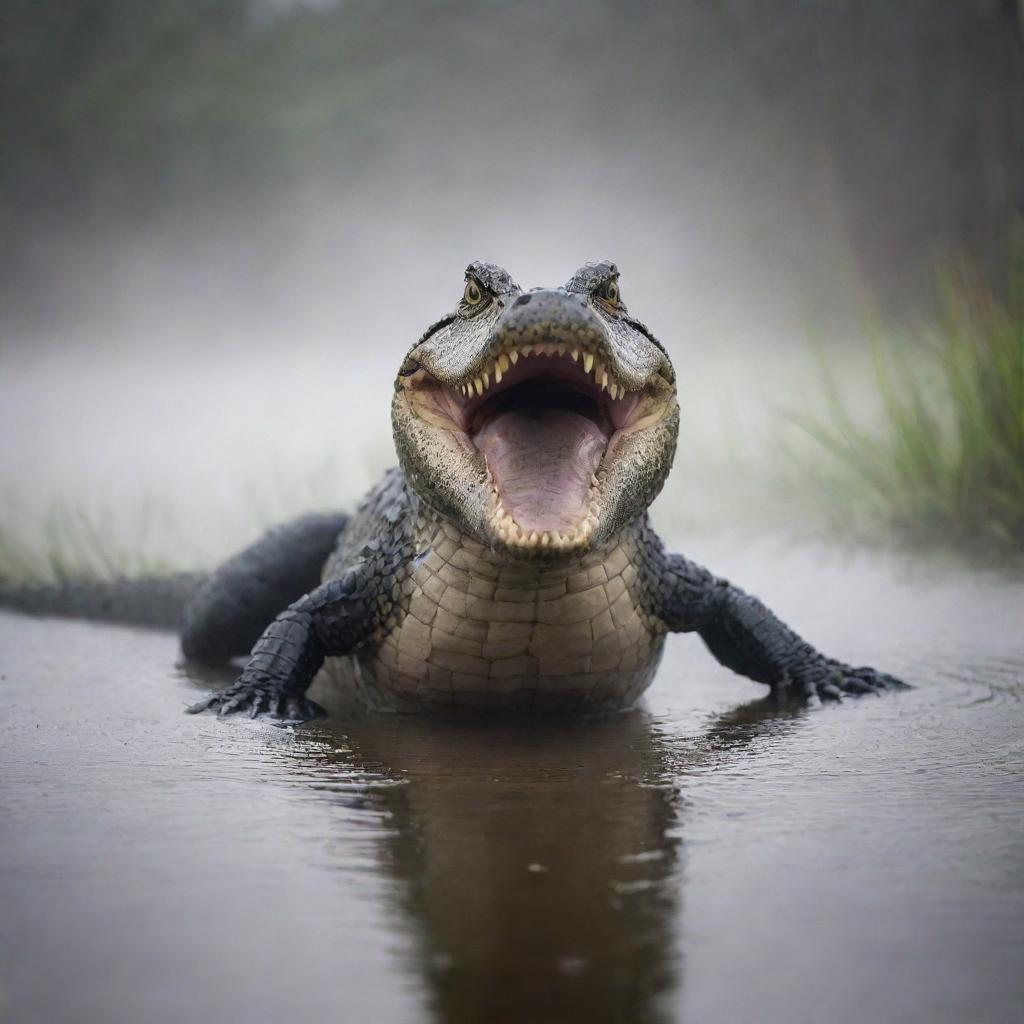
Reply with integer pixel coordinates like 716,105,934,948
407,287,673,392
410,338,670,432
445,311,669,400
459,340,632,403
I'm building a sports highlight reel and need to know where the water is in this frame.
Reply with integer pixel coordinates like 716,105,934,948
1,538,1022,1024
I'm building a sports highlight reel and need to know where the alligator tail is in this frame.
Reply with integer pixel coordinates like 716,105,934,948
0,572,208,631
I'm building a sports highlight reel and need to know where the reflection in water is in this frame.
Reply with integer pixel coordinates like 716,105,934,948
274,701,805,1024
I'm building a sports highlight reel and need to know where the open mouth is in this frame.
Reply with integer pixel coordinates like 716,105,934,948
401,341,673,550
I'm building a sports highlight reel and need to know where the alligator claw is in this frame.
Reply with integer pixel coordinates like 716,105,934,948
777,661,910,704
187,684,324,723
835,663,910,695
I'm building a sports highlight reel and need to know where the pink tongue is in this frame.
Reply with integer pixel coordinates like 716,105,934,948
475,409,606,533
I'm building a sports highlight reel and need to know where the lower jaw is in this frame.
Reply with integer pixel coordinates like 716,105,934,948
486,490,601,552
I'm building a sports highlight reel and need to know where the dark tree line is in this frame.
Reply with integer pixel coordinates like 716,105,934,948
1,0,1020,310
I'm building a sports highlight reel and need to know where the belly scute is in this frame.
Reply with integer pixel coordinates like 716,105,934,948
320,524,666,712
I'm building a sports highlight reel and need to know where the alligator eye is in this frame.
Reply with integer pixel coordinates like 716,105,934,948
464,280,483,305
599,279,621,307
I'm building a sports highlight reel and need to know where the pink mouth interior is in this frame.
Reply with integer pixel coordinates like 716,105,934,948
463,354,631,534
475,408,606,533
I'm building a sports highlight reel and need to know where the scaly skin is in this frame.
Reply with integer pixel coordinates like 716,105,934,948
184,261,907,720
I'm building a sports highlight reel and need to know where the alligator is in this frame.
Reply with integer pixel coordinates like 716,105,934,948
1,261,907,719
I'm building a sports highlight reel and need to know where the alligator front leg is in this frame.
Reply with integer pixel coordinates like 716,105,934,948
186,568,378,723
658,553,909,702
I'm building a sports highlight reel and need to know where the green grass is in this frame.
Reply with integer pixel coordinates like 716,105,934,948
786,248,1024,557
0,498,186,585
0,449,380,586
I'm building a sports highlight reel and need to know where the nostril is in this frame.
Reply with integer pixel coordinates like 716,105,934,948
514,294,532,307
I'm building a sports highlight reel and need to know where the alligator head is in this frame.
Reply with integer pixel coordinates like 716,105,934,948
392,260,679,556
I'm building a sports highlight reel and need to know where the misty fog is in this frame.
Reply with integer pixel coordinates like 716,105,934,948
2,0,1020,564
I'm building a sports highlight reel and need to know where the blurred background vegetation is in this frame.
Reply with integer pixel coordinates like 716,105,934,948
3,0,1021,314
785,244,1023,558
0,0,1021,569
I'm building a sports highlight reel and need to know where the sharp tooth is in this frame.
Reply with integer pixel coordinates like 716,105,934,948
497,353,510,373
509,350,519,365
474,378,483,396
610,383,619,399
555,344,566,356
571,349,579,361
540,532,550,547
583,353,594,373
529,531,539,545
482,370,489,389
495,364,502,383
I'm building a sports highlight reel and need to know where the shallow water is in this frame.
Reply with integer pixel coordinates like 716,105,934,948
1,539,1022,1024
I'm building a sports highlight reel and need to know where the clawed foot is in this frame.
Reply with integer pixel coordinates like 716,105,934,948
187,682,324,723
779,661,911,704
